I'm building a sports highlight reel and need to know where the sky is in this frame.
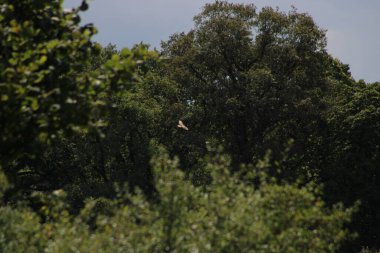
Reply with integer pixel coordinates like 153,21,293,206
64,0,380,83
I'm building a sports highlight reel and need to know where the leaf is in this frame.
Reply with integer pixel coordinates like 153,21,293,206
31,99,39,111
121,48,131,57
39,55,48,65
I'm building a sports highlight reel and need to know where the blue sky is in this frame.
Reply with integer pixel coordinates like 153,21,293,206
65,0,380,83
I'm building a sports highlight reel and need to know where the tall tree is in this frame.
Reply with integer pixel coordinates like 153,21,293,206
323,81,380,251
0,0,102,166
0,0,156,205
160,1,329,178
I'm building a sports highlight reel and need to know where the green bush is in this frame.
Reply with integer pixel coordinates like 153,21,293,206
0,151,353,252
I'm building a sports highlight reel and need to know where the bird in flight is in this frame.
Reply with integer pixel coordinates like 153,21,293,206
177,120,189,131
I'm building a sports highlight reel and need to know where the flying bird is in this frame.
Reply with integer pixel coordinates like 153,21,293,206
177,120,189,131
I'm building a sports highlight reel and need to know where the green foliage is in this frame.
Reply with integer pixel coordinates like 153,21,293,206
0,0,103,165
360,248,380,253
159,1,329,178
0,206,45,253
0,0,378,251
0,151,353,252
4,44,160,206
323,82,380,250
0,0,158,203
88,43,118,71
0,169,9,202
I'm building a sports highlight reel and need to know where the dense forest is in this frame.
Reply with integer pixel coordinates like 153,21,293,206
0,0,379,252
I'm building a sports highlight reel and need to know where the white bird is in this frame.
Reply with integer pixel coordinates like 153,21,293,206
177,120,189,131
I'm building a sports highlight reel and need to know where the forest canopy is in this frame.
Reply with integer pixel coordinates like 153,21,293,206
0,1,379,252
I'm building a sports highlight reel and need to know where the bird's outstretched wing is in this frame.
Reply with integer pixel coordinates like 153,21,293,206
177,120,189,131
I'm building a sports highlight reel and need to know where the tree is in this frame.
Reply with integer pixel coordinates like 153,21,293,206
0,150,354,253
159,1,330,180
0,0,103,167
323,81,380,251
0,0,157,206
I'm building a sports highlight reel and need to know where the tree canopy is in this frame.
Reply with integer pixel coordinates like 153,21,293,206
0,1,379,252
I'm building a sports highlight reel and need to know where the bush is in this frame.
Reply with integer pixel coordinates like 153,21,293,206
0,151,353,252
